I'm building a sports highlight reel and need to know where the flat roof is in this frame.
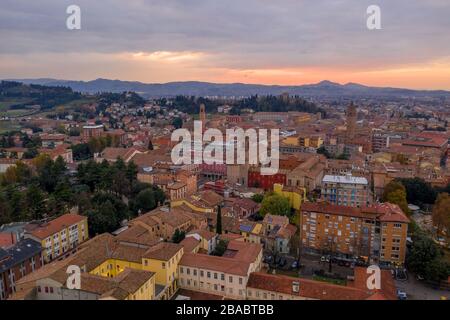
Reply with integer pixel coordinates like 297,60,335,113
322,174,368,185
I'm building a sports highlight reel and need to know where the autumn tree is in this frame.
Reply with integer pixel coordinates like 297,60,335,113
432,193,450,235
382,181,410,215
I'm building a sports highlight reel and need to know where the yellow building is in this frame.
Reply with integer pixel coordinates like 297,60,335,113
273,183,306,211
142,242,184,299
27,213,89,263
282,135,300,146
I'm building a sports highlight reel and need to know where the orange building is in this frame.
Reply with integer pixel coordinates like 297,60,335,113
300,202,409,265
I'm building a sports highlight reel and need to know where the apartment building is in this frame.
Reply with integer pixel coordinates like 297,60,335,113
25,214,89,263
321,174,372,207
178,240,263,299
0,239,43,300
300,202,409,265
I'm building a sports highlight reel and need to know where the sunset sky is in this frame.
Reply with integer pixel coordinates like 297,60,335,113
1,0,450,89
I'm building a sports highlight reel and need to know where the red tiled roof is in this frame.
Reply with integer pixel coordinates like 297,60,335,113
301,202,409,223
28,214,86,240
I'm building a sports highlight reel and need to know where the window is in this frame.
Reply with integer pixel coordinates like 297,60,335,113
187,268,190,275
193,269,197,276
229,276,233,283
207,272,211,278
162,262,166,269
239,277,243,285
214,273,218,279
221,273,225,281
180,267,184,274
200,270,204,277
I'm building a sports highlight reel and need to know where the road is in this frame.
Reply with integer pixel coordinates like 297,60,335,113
396,277,449,300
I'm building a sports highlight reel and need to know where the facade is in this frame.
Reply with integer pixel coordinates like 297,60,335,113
82,124,104,140
0,239,43,300
178,240,263,299
300,202,409,265
321,174,372,207
26,214,89,263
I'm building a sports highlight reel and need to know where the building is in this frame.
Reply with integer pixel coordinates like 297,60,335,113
246,266,397,300
321,174,372,207
178,240,263,299
40,134,66,148
261,215,297,255
0,239,43,300
82,124,104,140
300,202,410,265
286,154,326,193
25,214,89,263
232,198,260,219
171,190,224,214
372,133,391,153
346,103,357,143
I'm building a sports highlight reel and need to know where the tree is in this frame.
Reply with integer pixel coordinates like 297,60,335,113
316,146,331,159
133,188,157,214
382,181,410,215
407,231,450,281
397,178,437,206
172,117,183,129
212,239,228,256
148,140,154,151
23,148,39,159
432,193,450,235
216,205,222,234
260,193,291,216
25,184,45,220
251,194,264,203
172,229,186,243
86,201,118,235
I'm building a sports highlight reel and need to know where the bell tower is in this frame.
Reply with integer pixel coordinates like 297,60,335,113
199,103,206,132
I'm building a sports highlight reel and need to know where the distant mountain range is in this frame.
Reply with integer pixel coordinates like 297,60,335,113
5,78,450,99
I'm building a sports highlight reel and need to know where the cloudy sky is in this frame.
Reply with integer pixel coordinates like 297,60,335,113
1,0,450,89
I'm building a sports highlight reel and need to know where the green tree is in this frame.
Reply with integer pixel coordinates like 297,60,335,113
397,178,437,206
133,188,157,214
172,117,183,129
148,140,154,150
216,205,222,234
407,231,450,281
25,184,45,220
260,193,291,216
172,229,186,243
251,194,264,203
212,239,228,256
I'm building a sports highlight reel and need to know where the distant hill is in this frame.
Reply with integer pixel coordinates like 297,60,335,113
6,78,450,99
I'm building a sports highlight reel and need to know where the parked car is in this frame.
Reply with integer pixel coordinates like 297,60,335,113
264,255,273,263
291,261,299,269
278,257,287,267
397,289,407,300
395,269,408,281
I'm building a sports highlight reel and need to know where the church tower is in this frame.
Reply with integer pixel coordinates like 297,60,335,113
199,103,206,132
346,102,357,143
